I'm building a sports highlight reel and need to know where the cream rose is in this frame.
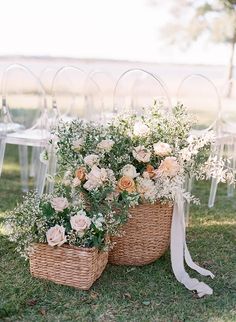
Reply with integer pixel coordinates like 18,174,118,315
84,154,99,167
153,142,172,157
117,176,136,193
46,225,67,247
133,146,151,163
155,157,180,177
72,138,84,152
97,139,114,152
121,164,139,178
51,197,69,212
83,165,108,191
133,121,150,137
136,177,156,201
72,177,81,187
70,211,91,236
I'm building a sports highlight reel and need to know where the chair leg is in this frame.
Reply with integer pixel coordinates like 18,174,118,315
18,145,29,193
0,137,6,177
45,143,57,194
30,146,41,177
208,142,224,208
227,141,236,198
34,147,48,196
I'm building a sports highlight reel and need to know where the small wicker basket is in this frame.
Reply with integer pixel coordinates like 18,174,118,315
29,243,108,290
109,202,173,266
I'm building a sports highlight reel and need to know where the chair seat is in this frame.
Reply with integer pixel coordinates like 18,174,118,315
222,123,236,135
0,122,24,134
6,129,49,146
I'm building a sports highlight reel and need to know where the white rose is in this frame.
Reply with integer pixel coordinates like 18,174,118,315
84,154,100,167
121,164,139,178
97,139,114,152
136,177,156,201
70,211,91,236
83,165,108,191
63,170,71,179
72,177,81,187
63,179,71,186
133,122,150,136
51,197,69,212
153,142,172,157
72,138,84,152
92,213,105,230
132,146,151,163
46,225,67,247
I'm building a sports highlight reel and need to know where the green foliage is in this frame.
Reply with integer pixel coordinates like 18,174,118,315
0,146,236,321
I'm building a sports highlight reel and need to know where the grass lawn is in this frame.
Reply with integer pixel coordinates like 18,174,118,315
0,145,236,322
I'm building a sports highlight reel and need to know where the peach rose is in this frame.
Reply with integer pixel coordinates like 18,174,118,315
117,176,136,193
132,145,151,163
46,225,67,247
153,142,172,157
143,164,156,179
51,197,69,212
70,211,91,236
155,157,180,177
75,167,86,182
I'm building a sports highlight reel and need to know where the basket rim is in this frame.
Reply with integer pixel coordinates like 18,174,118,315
31,242,107,253
130,201,173,208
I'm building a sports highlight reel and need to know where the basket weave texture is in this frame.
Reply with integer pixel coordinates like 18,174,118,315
29,243,108,290
109,202,173,266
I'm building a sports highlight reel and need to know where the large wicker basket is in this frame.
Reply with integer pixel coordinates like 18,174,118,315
109,202,173,266
29,243,108,290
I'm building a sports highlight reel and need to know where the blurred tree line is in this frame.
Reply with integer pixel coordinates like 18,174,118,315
153,0,236,96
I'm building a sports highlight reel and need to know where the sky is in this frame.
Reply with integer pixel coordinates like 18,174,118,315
0,0,232,65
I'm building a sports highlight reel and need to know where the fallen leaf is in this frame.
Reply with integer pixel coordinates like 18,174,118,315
124,293,132,299
39,308,47,316
90,291,99,300
27,299,37,306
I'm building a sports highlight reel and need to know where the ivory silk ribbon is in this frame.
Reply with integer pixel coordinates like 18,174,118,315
170,191,215,297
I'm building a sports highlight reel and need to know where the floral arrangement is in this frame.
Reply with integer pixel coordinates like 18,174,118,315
7,103,234,258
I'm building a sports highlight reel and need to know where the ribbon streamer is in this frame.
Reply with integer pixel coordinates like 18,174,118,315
170,191,214,297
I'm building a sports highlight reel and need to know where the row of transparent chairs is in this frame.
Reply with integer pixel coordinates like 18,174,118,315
0,64,105,195
0,64,48,195
0,65,235,206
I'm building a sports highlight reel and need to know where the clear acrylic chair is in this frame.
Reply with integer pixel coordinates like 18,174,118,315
46,66,103,193
29,67,57,178
89,70,115,122
176,74,222,216
50,66,102,124
213,78,236,199
113,68,172,114
0,63,49,195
